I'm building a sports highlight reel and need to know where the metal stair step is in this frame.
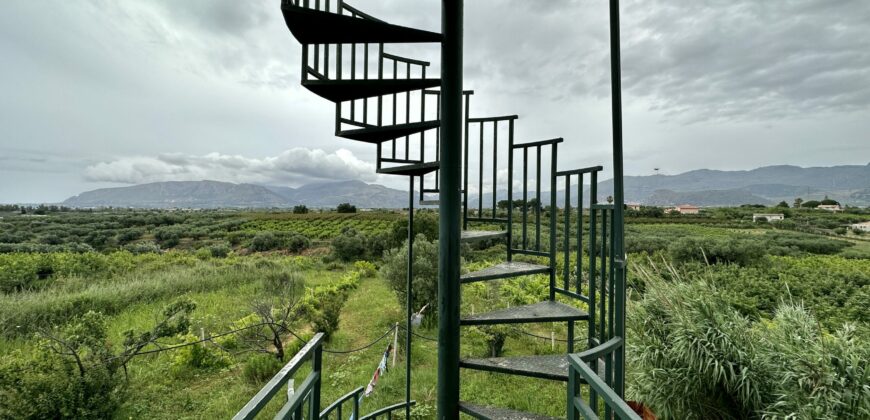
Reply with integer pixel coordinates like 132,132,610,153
460,230,507,243
282,4,442,44
459,401,560,420
460,261,550,284
419,199,439,206
460,354,570,381
460,301,588,326
338,120,440,143
377,161,439,177
302,79,442,102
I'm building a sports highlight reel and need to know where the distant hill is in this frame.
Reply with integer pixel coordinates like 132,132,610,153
64,180,407,209
598,163,870,206
63,163,869,209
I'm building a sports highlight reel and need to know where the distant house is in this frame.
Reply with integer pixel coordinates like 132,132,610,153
626,203,641,211
851,221,870,232
669,204,700,215
753,213,784,223
817,204,842,212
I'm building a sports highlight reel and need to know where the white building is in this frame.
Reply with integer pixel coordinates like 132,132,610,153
817,204,842,212
753,213,785,223
851,221,870,232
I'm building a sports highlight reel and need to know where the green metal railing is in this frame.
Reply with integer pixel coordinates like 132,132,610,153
235,333,324,420
319,387,362,419
568,343,639,420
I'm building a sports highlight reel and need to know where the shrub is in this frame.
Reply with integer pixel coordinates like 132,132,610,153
170,334,231,375
353,260,377,278
208,242,231,258
331,228,367,262
668,237,764,266
251,232,280,252
292,205,309,214
242,354,284,384
123,242,161,254
286,234,310,253
381,235,439,322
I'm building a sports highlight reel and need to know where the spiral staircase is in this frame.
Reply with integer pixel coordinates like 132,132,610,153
236,1,637,419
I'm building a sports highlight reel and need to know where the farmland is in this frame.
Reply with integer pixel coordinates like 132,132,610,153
0,205,868,418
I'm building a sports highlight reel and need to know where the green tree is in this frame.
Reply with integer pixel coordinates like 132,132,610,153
793,197,803,208
381,235,439,323
776,200,789,208
336,203,356,213
292,205,308,214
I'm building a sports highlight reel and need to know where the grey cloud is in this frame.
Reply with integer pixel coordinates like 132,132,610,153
83,148,377,185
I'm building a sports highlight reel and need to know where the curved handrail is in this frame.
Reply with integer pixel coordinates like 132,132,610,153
359,401,416,420
576,337,622,362
320,386,364,418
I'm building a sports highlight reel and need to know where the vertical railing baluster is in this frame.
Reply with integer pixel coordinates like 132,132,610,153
549,144,558,300
477,122,483,217
600,208,607,346
392,59,397,159
564,174,571,290
535,146,542,251
491,121,497,217
577,175,583,296
377,44,383,127
522,148,528,249
462,94,470,229
506,119,514,261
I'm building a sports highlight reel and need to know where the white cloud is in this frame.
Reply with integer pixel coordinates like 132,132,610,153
83,148,377,186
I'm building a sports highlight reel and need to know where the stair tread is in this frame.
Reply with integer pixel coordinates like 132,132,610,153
461,261,549,283
460,230,507,242
377,161,439,176
461,301,588,326
338,120,440,143
460,354,570,381
419,200,439,206
459,401,560,420
303,79,441,102
282,5,442,44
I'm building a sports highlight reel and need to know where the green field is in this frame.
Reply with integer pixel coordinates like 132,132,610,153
0,206,868,418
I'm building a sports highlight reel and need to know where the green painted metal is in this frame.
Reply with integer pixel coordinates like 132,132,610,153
358,401,416,420
234,333,325,420
437,1,463,418
406,177,414,420
569,353,639,420
271,1,630,417
609,0,628,399
319,386,363,419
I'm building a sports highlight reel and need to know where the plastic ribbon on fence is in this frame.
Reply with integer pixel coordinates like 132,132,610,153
364,342,393,397
411,303,429,328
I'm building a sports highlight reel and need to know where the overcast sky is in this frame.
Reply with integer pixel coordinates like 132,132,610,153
1,0,868,203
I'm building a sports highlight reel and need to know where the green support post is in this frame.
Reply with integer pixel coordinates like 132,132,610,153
437,1,463,418
609,0,627,398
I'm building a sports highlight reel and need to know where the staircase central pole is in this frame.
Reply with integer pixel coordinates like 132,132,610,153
437,0,463,418
609,0,627,399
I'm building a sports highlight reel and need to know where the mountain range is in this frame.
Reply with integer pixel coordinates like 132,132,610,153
63,180,408,209
62,163,870,209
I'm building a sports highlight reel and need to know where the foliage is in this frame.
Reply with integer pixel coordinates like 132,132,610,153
242,354,284,385
0,299,196,419
628,263,870,419
251,232,281,252
668,237,765,266
336,203,357,214
381,235,439,323
297,272,360,338
169,334,231,375
331,227,368,262
353,260,377,278
286,234,310,253
292,205,309,214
